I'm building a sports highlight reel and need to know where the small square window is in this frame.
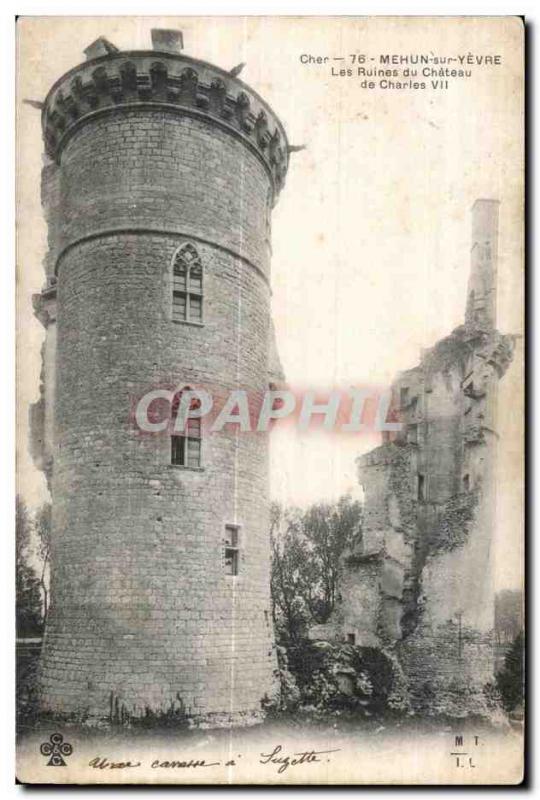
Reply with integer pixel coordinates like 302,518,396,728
347,633,356,645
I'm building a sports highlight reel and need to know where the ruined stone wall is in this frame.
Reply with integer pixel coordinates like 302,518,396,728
37,44,289,722
311,444,416,649
309,201,514,717
29,161,60,485
399,331,512,714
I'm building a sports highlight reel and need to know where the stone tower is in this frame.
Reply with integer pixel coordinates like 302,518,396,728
32,31,289,724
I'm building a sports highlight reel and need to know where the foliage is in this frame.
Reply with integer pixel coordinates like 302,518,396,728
267,497,414,719
430,489,479,553
284,639,395,715
16,496,43,637
384,651,413,713
495,589,523,645
270,495,362,646
269,504,312,646
110,692,189,729
16,646,41,729
482,681,502,711
302,496,363,622
496,631,525,713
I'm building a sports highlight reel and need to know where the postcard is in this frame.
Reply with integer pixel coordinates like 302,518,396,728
16,15,524,784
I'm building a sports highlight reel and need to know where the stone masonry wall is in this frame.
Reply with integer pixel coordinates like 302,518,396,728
57,111,271,275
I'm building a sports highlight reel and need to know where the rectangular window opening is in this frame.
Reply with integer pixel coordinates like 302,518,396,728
224,525,240,576
417,473,425,502
224,548,239,576
171,418,201,468
347,633,356,645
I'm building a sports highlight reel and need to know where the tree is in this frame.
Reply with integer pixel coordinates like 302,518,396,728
16,496,42,637
496,631,525,713
495,589,523,645
35,503,52,624
270,503,314,646
270,495,363,645
301,495,363,622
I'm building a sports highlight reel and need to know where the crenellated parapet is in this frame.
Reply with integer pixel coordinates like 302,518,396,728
42,50,289,194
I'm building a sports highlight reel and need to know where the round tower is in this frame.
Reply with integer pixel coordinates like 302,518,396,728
37,31,289,724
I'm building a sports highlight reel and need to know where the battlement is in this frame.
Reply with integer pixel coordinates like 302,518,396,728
42,43,289,193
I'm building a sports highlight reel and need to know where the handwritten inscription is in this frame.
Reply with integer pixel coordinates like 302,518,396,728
88,744,340,774
89,757,142,770
151,758,222,769
259,744,340,774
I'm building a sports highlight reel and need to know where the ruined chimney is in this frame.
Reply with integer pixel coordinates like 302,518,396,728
151,29,184,53
465,199,499,331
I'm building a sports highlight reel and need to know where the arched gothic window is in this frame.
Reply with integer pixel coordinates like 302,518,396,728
172,243,203,323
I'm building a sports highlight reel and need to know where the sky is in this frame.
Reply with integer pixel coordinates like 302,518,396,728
16,17,523,589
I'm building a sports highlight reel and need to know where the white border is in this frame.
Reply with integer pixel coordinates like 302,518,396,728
3,3,532,797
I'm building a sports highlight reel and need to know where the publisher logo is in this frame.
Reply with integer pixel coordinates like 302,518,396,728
40,733,73,767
